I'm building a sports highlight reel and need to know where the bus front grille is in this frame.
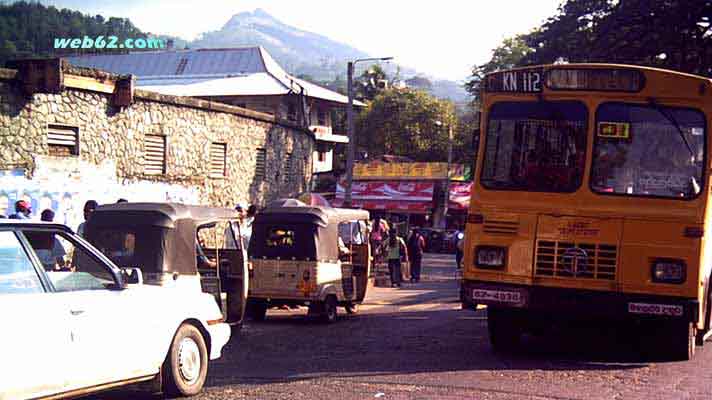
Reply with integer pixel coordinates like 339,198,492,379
535,240,617,280
483,219,519,235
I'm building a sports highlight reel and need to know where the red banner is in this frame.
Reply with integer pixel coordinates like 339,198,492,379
449,182,472,211
335,181,434,201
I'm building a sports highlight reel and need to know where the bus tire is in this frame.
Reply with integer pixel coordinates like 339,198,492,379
669,321,696,361
487,307,522,352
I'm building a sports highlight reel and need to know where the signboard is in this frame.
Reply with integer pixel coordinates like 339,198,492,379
485,68,543,93
353,162,470,181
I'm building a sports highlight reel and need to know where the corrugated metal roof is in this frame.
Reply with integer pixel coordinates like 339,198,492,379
66,46,364,106
66,47,265,76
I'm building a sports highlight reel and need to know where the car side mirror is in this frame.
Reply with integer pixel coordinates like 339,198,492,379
122,267,143,286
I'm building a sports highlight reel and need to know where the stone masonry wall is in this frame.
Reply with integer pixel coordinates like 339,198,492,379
0,74,314,212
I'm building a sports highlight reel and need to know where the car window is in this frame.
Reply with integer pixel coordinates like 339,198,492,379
0,231,44,295
23,230,116,292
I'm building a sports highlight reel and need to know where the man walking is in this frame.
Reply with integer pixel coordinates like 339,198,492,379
385,231,408,287
407,229,426,283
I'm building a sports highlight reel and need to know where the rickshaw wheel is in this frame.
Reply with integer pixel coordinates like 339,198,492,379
248,302,268,321
320,295,338,323
162,323,208,397
345,302,358,314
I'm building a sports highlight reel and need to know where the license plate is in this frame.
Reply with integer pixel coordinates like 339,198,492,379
628,302,683,317
473,289,522,304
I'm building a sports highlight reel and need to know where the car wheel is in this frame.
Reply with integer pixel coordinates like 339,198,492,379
345,302,358,314
163,324,208,397
320,295,338,323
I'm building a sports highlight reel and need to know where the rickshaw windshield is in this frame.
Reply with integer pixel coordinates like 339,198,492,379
87,227,164,272
249,223,318,261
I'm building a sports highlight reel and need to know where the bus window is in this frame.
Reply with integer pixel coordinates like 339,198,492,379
481,101,587,193
591,103,705,199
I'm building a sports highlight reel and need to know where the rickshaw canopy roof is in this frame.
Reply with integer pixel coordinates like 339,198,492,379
85,203,241,275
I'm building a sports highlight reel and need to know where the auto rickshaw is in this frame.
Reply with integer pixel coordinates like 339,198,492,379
247,202,371,323
84,203,248,327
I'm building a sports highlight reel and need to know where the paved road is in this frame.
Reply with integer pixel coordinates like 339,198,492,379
99,253,712,399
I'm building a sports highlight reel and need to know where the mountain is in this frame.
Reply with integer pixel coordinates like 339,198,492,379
190,9,470,103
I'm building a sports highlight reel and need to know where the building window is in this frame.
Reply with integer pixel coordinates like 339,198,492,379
255,148,266,181
47,124,79,156
210,142,227,178
285,152,294,183
144,134,166,175
317,109,327,126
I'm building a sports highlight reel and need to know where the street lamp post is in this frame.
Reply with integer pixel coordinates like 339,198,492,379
344,56,393,207
435,121,454,229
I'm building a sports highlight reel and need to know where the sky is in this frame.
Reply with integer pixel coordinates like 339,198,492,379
38,0,564,81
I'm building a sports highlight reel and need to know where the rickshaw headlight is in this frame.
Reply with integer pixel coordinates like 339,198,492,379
651,259,686,284
475,246,506,269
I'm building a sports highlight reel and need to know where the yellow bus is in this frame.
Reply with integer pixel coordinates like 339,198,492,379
461,64,711,360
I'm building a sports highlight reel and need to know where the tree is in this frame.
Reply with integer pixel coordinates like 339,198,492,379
354,64,389,102
465,35,533,101
521,0,712,76
356,88,458,161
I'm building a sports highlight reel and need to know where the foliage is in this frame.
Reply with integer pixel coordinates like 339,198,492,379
0,1,162,66
354,64,389,102
356,88,460,162
521,0,712,76
464,35,533,100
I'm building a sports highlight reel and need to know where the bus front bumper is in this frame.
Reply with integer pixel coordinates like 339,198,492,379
461,280,699,323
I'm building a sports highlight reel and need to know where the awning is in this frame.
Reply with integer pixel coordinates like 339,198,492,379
333,181,434,213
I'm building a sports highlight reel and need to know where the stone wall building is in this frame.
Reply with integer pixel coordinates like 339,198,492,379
0,60,314,229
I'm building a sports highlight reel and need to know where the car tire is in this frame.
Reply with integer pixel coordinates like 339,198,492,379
162,324,208,397
320,295,338,323
487,307,523,353
345,302,358,314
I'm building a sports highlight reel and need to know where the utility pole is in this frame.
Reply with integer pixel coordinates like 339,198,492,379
443,124,453,224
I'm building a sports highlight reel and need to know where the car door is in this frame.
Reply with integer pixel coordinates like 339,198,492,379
0,229,71,400
23,229,150,390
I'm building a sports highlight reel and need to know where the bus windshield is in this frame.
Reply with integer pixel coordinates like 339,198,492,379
591,103,706,199
481,101,587,193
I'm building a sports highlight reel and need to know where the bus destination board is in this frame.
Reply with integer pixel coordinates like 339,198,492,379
485,69,543,93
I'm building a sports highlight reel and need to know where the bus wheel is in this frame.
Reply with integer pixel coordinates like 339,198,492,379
487,308,522,352
669,321,696,361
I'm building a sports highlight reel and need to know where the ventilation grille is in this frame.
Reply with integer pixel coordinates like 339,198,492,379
535,240,617,280
210,142,226,177
255,148,266,180
284,152,294,182
47,124,79,156
483,219,519,235
144,135,166,175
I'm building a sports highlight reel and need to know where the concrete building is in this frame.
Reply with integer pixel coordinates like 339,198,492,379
0,59,315,230
66,47,363,176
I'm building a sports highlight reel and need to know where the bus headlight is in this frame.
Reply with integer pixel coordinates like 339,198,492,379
475,246,507,269
651,259,686,284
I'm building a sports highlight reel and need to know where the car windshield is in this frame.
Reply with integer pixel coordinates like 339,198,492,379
591,103,706,199
481,101,588,193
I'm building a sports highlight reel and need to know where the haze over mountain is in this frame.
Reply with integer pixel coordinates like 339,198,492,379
189,9,470,103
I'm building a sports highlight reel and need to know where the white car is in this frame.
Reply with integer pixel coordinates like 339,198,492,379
0,221,231,399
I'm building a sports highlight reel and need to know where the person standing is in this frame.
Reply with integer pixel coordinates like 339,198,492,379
456,228,465,269
77,200,98,237
386,231,408,288
8,200,32,219
407,229,426,283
